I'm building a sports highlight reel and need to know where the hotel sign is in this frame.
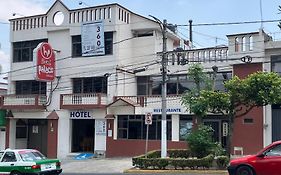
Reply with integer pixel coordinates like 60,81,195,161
33,42,56,81
70,111,93,119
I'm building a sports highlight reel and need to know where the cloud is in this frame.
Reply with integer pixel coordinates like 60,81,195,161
0,0,47,22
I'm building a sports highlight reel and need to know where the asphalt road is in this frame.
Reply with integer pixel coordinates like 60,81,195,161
62,173,227,175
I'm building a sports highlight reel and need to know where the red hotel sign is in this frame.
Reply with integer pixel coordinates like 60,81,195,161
33,42,56,81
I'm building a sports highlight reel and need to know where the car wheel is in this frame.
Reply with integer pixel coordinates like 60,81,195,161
10,171,22,175
236,166,254,175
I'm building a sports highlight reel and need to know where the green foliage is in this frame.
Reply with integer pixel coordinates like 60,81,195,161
133,151,215,170
183,66,281,119
168,149,192,158
215,156,229,169
188,64,213,91
200,90,232,114
186,125,216,158
225,72,281,107
211,143,227,156
182,64,219,118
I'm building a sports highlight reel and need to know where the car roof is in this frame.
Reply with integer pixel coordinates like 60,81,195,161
1,149,39,153
272,140,281,145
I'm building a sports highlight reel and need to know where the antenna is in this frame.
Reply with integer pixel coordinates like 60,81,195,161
259,0,264,29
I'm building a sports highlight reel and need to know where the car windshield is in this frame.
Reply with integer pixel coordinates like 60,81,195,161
18,150,46,161
0,151,3,160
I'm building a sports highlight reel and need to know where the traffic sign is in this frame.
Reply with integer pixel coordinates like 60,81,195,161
145,112,153,125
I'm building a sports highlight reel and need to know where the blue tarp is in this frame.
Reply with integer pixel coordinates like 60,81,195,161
74,153,95,160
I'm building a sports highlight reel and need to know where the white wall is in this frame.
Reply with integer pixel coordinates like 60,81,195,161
0,128,5,150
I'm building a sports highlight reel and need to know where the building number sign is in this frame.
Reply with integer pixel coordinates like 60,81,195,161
81,20,105,56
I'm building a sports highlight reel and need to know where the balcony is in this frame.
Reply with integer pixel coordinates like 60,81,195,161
60,93,108,109
114,95,186,114
0,95,47,110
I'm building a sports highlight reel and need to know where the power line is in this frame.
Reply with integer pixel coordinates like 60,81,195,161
177,19,281,27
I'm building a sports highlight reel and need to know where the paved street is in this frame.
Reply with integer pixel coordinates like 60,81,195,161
63,173,228,175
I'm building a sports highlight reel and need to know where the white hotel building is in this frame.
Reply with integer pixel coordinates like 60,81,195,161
2,0,281,158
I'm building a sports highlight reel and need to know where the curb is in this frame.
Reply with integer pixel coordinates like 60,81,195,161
124,168,228,174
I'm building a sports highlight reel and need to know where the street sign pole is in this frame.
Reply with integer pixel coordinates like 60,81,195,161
145,112,152,158
145,124,149,158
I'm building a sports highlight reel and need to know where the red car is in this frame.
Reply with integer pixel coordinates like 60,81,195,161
228,140,281,175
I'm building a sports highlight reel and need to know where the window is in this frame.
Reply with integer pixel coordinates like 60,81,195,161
244,118,254,124
73,77,107,94
214,72,232,91
19,150,46,161
0,152,4,160
271,55,281,75
242,36,246,51
72,35,82,57
265,144,281,157
1,152,17,162
137,75,193,96
134,31,153,37
15,81,46,95
72,32,113,57
249,36,253,51
117,115,172,140
16,119,27,139
235,37,240,52
13,39,47,62
179,116,193,140
137,76,151,95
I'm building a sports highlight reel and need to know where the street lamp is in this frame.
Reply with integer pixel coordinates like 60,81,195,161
149,15,168,158
79,1,90,7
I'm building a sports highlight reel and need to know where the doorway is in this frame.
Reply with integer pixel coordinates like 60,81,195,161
27,119,48,155
71,119,95,152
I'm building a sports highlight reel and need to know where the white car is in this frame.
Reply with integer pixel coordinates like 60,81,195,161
0,148,62,175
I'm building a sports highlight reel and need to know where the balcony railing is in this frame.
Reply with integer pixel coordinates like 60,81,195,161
114,95,182,107
0,95,47,110
60,93,108,109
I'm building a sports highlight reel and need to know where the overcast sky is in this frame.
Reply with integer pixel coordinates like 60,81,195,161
0,0,280,81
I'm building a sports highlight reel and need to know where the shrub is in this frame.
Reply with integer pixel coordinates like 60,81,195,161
198,154,214,169
132,152,215,170
211,143,227,156
154,158,169,169
216,156,229,169
168,149,192,158
186,125,216,158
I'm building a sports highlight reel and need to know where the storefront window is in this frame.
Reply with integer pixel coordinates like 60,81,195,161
117,115,171,140
179,116,193,140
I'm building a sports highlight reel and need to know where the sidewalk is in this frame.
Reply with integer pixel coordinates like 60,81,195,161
61,157,133,173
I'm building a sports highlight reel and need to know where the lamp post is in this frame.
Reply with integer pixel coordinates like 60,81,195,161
149,15,168,158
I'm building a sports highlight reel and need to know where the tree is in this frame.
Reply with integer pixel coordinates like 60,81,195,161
181,64,213,125
182,64,281,155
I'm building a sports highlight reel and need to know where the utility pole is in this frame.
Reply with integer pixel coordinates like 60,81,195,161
149,15,168,158
161,19,168,158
